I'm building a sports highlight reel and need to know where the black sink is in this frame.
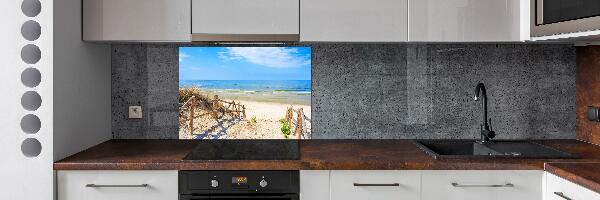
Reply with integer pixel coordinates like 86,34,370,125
413,140,577,160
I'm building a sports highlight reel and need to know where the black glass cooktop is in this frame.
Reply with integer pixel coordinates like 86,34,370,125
183,140,300,160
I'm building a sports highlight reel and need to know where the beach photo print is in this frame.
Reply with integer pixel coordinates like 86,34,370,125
179,47,311,139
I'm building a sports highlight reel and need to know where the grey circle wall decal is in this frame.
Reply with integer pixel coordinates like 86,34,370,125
21,68,41,88
21,0,41,17
21,20,41,41
21,91,42,111
20,114,41,134
21,138,42,157
21,44,41,64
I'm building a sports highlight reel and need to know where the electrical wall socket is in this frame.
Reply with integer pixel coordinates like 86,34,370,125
129,106,143,119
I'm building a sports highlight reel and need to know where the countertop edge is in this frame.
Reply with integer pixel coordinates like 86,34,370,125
545,162,600,194
52,139,600,192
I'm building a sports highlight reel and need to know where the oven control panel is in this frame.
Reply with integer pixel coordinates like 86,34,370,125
179,170,299,195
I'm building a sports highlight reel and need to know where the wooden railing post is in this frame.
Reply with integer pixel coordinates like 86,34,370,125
295,108,303,139
189,96,195,135
241,105,246,118
232,101,237,118
286,107,293,126
212,95,219,119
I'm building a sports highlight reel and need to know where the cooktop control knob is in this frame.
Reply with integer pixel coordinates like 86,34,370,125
211,179,219,188
259,179,268,188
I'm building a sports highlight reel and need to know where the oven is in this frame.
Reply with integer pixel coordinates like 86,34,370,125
179,171,299,200
532,0,600,37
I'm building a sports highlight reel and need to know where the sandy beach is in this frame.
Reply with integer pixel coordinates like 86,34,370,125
179,99,311,139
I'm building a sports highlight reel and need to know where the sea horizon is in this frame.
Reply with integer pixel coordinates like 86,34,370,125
179,80,311,105
179,80,311,93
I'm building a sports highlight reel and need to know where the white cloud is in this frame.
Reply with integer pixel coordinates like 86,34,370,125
218,47,309,68
179,52,190,62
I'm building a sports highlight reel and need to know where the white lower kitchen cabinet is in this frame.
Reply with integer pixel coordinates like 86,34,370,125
545,172,600,200
301,170,331,200
57,170,178,200
330,170,421,200
421,170,543,200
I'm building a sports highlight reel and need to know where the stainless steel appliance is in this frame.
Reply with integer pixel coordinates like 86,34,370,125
179,171,299,200
532,0,600,37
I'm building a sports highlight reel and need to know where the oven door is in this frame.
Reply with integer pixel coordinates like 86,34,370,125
180,194,299,200
532,0,600,37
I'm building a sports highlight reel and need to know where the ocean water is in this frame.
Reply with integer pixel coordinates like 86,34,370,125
180,80,312,105
180,80,311,93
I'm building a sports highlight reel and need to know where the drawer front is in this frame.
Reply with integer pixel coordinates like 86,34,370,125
545,173,600,200
330,170,420,200
57,170,178,200
422,170,543,200
300,171,330,200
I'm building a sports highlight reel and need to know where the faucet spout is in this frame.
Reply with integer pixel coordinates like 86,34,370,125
474,83,495,142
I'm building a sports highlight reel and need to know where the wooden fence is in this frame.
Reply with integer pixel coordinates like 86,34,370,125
285,106,311,139
179,95,246,135
179,94,311,139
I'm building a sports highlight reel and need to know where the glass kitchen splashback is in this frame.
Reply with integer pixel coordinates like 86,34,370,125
179,47,311,139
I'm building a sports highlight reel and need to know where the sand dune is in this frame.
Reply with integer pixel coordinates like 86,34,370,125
179,99,311,139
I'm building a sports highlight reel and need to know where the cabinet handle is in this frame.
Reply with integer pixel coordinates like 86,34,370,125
353,183,400,187
451,182,514,188
85,184,149,188
553,192,573,200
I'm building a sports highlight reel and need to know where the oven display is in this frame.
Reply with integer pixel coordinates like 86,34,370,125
232,176,248,185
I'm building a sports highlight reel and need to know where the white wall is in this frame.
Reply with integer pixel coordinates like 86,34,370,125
53,0,112,161
0,0,109,198
0,0,54,199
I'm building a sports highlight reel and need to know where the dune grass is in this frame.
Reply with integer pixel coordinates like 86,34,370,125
179,87,209,104
179,87,228,118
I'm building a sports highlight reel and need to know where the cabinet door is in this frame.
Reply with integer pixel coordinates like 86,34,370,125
191,0,299,41
545,172,600,200
300,0,408,42
57,170,178,200
330,170,420,200
409,0,529,42
82,0,191,41
421,170,543,200
300,171,330,200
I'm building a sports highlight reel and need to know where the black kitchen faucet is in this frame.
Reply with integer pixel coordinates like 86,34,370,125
474,82,495,143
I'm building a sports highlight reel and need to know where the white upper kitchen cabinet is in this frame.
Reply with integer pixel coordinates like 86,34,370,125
191,0,300,41
409,0,530,42
300,0,408,42
83,0,191,42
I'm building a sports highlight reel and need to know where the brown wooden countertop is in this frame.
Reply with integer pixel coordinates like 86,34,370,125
54,139,600,171
545,162,600,194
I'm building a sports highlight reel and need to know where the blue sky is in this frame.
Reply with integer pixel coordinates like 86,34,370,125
179,47,311,80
